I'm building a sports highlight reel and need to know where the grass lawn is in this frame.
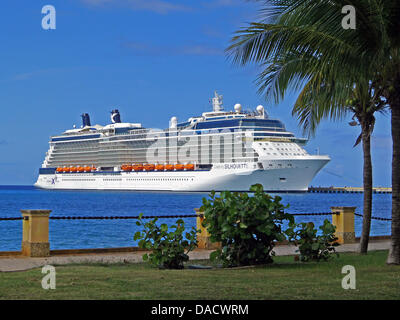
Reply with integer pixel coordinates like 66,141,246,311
0,250,399,300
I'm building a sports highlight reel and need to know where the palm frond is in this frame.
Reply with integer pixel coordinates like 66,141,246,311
226,0,391,135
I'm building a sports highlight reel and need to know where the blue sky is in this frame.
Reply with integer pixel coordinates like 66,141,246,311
0,0,392,186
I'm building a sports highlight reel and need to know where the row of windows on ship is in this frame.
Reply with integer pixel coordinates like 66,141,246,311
55,163,196,173
51,142,305,155
51,137,293,151
258,142,307,156
60,177,195,182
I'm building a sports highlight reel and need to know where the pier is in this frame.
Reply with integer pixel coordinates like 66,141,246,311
308,186,392,194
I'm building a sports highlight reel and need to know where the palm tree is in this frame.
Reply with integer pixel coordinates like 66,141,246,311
295,80,387,253
346,85,388,254
382,54,400,264
252,47,385,254
289,75,386,254
226,0,399,262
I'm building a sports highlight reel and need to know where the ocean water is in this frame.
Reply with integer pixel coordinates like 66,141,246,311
0,186,392,251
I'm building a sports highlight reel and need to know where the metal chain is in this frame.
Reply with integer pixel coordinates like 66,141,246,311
354,212,392,221
50,213,338,219
49,214,199,220
289,212,339,216
0,212,391,221
0,213,333,221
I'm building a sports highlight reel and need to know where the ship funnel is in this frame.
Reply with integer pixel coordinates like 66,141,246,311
81,113,91,127
111,109,121,123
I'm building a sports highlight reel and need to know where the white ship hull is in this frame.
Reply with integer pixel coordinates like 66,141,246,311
35,157,329,192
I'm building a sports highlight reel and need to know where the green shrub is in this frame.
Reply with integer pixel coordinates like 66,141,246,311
200,184,294,267
134,214,198,269
286,219,339,262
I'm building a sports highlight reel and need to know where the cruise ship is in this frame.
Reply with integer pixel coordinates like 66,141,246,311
35,92,330,192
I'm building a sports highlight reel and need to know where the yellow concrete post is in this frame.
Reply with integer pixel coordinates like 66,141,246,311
195,208,221,250
331,206,356,244
21,210,51,257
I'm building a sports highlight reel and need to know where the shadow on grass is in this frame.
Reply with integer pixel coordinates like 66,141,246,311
42,250,393,272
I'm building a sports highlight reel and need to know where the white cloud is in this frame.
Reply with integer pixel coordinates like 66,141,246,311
80,0,191,14
10,67,91,82
202,0,247,8
12,72,36,81
122,41,223,56
181,45,223,56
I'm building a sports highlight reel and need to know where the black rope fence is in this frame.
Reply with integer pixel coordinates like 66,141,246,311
49,214,199,220
0,214,200,221
0,212,391,221
354,212,392,221
291,212,338,216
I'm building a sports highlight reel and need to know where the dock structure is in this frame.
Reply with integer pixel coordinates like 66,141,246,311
308,186,392,194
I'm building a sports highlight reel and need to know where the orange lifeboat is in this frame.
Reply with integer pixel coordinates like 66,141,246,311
132,164,143,172
143,164,155,171
84,166,92,173
91,166,97,172
56,167,63,173
174,164,184,171
63,167,70,173
77,166,85,173
184,164,195,171
70,167,77,173
165,164,174,171
121,164,132,172
155,164,165,171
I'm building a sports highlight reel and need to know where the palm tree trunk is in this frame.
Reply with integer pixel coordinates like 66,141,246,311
359,122,373,254
387,104,400,264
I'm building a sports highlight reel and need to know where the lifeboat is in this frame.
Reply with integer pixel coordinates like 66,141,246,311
91,166,97,172
121,164,132,172
70,167,77,173
143,164,155,171
84,166,92,173
155,164,165,171
165,164,174,171
132,164,143,172
77,166,85,173
184,164,195,171
63,167,70,173
174,164,184,171
56,167,63,173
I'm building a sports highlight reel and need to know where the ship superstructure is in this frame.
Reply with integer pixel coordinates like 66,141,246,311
35,92,330,192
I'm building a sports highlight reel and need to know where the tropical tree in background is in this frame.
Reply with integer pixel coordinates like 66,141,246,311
227,0,400,263
254,48,386,255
